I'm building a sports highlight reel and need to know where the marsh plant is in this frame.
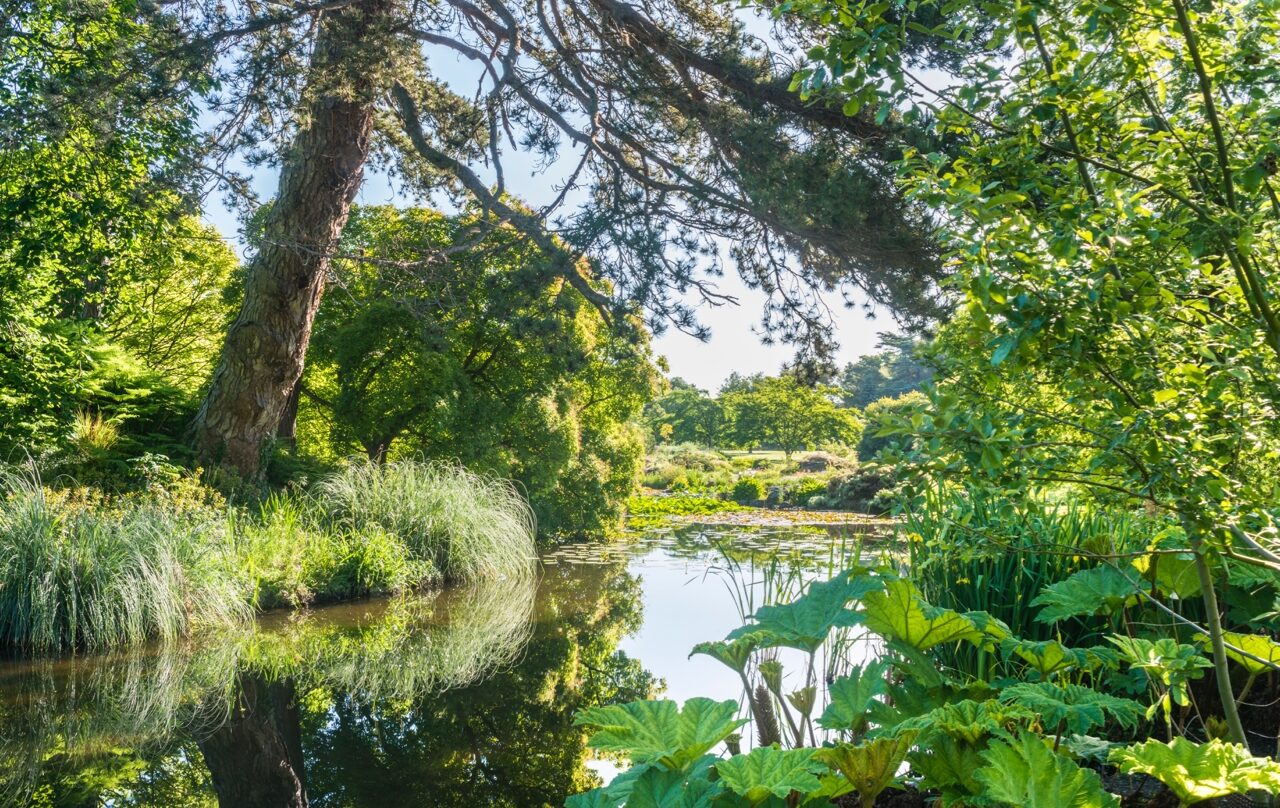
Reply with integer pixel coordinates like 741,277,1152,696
0,460,538,653
570,565,1280,807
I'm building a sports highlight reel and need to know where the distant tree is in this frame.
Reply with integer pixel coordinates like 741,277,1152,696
644,383,723,447
838,335,932,409
724,376,861,458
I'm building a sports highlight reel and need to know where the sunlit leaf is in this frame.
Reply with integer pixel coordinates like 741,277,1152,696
1032,566,1145,624
1109,738,1280,804
999,682,1143,735
861,579,982,651
715,746,826,805
813,735,914,808
575,698,746,770
976,731,1120,808
624,764,723,808
727,572,881,652
690,637,759,674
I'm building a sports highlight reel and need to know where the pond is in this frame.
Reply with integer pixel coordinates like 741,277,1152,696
0,521,892,808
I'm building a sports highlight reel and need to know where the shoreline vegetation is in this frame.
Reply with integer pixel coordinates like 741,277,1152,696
0,461,537,655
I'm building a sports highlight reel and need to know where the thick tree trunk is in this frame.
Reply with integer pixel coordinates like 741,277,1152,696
197,674,308,808
193,0,394,475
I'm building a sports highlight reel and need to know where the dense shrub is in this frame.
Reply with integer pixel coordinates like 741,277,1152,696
731,476,767,504
822,465,898,513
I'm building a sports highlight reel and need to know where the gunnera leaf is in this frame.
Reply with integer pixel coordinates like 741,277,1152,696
818,658,892,732
999,682,1143,735
813,735,915,808
1108,738,1280,804
976,731,1120,808
727,572,881,652
860,579,983,651
1031,566,1145,624
690,636,760,674
574,698,746,770
624,764,723,808
715,746,826,806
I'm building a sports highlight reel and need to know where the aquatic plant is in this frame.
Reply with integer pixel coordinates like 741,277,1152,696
316,460,537,582
0,468,249,653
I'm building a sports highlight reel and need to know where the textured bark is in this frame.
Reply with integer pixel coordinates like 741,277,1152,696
197,674,308,808
193,0,394,475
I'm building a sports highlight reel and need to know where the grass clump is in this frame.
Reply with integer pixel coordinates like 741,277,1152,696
0,460,538,653
0,469,248,654
315,461,537,582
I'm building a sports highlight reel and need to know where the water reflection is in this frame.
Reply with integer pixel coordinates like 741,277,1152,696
0,523,889,807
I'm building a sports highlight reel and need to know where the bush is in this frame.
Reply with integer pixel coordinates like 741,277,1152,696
731,476,767,504
315,461,536,582
0,469,249,653
781,476,829,507
824,465,897,513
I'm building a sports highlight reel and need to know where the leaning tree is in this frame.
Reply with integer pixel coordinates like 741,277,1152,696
9,0,958,475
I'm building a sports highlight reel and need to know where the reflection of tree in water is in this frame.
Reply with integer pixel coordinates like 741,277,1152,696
302,561,653,807
0,561,653,808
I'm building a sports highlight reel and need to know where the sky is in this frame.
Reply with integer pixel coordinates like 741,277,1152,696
201,28,899,393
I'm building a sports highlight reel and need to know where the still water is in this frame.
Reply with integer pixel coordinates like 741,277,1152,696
0,522,889,808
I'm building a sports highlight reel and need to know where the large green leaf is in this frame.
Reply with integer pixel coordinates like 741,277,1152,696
1213,631,1280,675
891,699,1031,745
1108,738,1280,804
976,731,1120,808
906,733,985,801
1000,638,1093,679
566,788,619,808
574,698,746,770
624,764,723,808
1133,552,1201,599
860,579,982,651
1031,566,1145,624
714,746,826,806
689,637,759,674
818,658,892,731
727,573,881,652
999,683,1143,735
813,735,914,808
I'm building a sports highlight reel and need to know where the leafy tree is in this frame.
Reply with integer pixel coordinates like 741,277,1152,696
838,336,932,409
645,383,724,447
300,205,659,539
783,0,1280,745
857,391,927,461
722,376,862,458
1,0,206,457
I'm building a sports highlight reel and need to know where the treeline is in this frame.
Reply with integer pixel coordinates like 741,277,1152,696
645,339,929,460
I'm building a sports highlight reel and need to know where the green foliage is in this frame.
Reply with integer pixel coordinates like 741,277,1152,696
1108,739,1280,805
998,683,1142,736
812,736,912,808
860,578,982,652
838,337,932,410
573,698,746,770
0,469,247,652
818,659,892,733
314,460,536,583
721,376,861,459
626,495,746,519
715,747,824,805
731,476,767,504
975,731,1119,808
857,391,927,462
645,382,725,447
728,572,880,652
304,205,658,540
1031,566,1144,625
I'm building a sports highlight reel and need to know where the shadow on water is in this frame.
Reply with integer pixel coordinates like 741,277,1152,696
0,521,892,807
